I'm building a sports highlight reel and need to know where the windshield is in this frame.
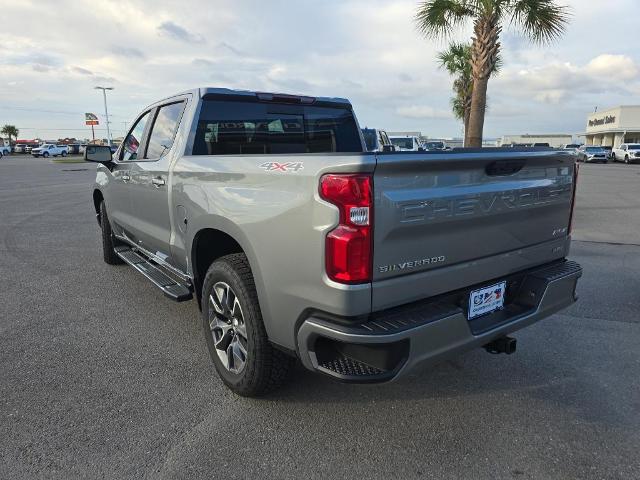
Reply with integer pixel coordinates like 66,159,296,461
390,138,414,149
424,142,444,149
628,144,640,150
585,147,604,153
361,129,377,151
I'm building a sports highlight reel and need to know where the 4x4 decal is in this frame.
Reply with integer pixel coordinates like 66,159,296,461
259,162,304,172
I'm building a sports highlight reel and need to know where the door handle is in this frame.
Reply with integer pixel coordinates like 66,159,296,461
151,177,166,187
121,175,130,182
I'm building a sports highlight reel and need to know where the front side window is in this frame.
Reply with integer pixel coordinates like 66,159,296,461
145,102,186,159
192,100,362,155
121,111,150,161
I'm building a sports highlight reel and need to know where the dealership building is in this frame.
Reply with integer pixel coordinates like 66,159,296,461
584,105,640,147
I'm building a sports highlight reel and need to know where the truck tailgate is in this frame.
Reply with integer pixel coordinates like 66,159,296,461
372,150,576,310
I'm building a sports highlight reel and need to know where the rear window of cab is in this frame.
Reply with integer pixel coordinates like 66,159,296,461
192,99,363,155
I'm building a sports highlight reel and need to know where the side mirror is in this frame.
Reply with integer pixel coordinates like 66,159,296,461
382,144,395,152
84,145,113,163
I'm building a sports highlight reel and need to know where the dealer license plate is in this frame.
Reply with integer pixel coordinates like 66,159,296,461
468,281,507,320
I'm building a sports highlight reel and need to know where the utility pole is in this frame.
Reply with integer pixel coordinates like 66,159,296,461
95,86,114,146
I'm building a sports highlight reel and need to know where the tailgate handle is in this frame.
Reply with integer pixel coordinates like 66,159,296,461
486,160,526,176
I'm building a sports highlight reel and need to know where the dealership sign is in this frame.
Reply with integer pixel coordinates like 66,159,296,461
588,115,616,127
85,113,99,126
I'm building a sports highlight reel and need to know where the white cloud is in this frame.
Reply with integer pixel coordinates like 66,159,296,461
0,0,638,140
586,54,638,80
493,54,640,105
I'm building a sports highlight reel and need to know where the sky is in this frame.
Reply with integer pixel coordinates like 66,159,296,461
0,0,638,141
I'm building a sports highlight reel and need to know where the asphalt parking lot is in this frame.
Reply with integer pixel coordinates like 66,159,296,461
1,156,639,480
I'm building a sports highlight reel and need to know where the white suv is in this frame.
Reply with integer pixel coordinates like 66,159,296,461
389,135,423,152
612,143,640,164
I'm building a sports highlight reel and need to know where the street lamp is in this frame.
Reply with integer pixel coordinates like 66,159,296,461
95,86,114,146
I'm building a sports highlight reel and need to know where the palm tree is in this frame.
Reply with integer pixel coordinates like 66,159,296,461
437,43,472,145
437,42,501,146
1,125,19,147
417,0,569,147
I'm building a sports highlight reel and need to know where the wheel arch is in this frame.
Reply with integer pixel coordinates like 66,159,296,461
93,189,104,225
190,226,260,309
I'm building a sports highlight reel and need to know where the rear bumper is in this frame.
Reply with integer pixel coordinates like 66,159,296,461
297,260,582,383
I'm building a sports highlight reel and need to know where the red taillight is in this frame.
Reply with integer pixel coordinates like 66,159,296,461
320,174,372,284
568,162,579,233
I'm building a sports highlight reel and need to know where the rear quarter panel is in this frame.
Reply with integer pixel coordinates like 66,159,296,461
171,153,375,350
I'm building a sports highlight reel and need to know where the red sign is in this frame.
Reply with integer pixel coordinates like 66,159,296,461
85,113,99,126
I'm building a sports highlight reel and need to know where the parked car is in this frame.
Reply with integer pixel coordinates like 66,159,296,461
389,135,423,151
361,128,395,152
532,142,550,147
31,143,68,158
562,144,581,154
423,141,446,151
611,143,640,164
0,139,10,156
577,145,608,163
602,146,612,159
85,87,582,396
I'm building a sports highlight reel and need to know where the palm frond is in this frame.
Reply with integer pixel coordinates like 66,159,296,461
415,0,475,39
451,96,466,121
510,0,570,44
436,42,472,74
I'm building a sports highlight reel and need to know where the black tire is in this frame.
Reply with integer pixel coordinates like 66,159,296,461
612,153,616,162
99,201,124,265
201,253,293,396
625,155,630,164
61,151,67,157
42,152,49,158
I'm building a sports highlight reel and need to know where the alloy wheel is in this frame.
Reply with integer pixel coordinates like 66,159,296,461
208,281,248,374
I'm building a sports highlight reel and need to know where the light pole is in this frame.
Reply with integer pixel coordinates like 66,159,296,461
95,86,114,146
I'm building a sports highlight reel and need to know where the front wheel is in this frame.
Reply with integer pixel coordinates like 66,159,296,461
612,153,617,162
625,155,630,164
201,253,293,396
42,152,49,158
99,201,124,265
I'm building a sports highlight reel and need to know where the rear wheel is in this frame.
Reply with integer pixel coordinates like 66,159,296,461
61,150,67,157
201,253,293,396
99,201,124,265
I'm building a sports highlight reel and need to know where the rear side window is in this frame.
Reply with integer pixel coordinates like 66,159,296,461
192,100,362,155
145,101,186,159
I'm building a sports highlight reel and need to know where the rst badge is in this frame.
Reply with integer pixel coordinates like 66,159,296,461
259,162,304,172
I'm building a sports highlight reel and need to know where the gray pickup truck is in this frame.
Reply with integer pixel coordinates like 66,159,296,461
85,88,582,396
